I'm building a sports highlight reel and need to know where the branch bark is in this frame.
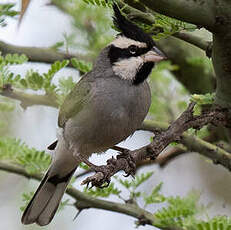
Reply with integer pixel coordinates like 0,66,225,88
131,0,215,29
0,40,93,67
173,32,212,57
0,84,58,108
142,120,231,170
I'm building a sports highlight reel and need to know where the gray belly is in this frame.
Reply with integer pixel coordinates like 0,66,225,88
63,78,151,155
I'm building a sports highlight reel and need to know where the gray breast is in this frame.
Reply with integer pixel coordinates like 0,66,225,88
64,76,151,155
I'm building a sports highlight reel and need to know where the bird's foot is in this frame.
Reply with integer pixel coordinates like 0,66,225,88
81,149,136,188
81,164,112,188
116,149,136,177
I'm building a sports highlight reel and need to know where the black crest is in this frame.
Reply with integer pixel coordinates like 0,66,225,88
113,4,155,48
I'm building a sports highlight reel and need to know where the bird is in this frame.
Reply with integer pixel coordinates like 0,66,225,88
21,4,166,226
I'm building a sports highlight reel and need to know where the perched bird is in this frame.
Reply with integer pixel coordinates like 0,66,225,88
21,4,165,226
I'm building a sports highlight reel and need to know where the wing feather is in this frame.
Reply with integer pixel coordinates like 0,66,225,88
58,76,92,128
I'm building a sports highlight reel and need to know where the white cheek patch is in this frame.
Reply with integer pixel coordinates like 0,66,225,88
111,36,147,49
112,56,143,81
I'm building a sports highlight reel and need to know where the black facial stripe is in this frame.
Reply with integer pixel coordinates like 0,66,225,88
133,62,154,85
108,45,150,64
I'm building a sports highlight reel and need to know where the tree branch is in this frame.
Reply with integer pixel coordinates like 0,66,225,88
0,40,93,67
0,161,171,229
142,120,231,170
0,84,58,108
128,0,215,29
82,103,231,187
173,32,212,58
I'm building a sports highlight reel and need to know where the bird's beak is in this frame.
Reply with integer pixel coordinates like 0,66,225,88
143,47,167,63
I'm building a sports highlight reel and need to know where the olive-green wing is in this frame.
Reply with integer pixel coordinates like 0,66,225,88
58,78,92,128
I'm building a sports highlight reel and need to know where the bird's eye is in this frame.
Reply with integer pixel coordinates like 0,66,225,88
129,45,137,54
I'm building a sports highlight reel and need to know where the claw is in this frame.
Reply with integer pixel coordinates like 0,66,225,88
123,173,130,177
86,181,90,189
89,183,94,189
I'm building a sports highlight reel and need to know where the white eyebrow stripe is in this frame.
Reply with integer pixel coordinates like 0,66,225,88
110,36,147,49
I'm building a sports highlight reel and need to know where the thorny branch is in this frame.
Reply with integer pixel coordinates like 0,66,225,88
82,102,231,187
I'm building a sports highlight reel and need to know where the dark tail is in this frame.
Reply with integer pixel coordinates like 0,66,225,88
21,167,76,226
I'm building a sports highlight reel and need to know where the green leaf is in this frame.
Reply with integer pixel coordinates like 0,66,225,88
79,162,90,170
131,172,154,189
0,3,19,27
154,191,201,228
84,182,121,198
20,192,34,211
20,79,28,88
194,216,231,230
191,93,215,105
71,58,92,73
0,53,28,65
114,172,154,190
50,41,65,50
143,182,166,205
46,60,69,80
0,137,51,174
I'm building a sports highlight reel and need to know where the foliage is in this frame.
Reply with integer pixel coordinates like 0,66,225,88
19,60,70,93
0,55,78,106
84,182,121,197
71,58,92,73
52,0,114,57
151,13,197,40
191,93,215,105
143,182,166,205
149,60,188,121
194,216,231,230
154,192,201,228
114,171,154,200
0,53,28,87
0,3,18,27
0,137,51,174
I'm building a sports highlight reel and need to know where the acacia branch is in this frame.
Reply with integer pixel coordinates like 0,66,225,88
82,103,231,187
0,161,177,229
173,32,212,57
129,0,215,29
0,40,93,67
0,84,58,108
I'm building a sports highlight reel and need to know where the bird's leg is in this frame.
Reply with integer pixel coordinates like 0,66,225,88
80,147,136,188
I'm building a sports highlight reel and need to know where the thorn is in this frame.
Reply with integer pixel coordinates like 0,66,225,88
73,209,82,221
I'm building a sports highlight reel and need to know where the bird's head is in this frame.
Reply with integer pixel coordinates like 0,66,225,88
107,4,166,85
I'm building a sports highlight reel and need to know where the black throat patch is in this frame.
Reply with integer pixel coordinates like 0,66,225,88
133,62,154,85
